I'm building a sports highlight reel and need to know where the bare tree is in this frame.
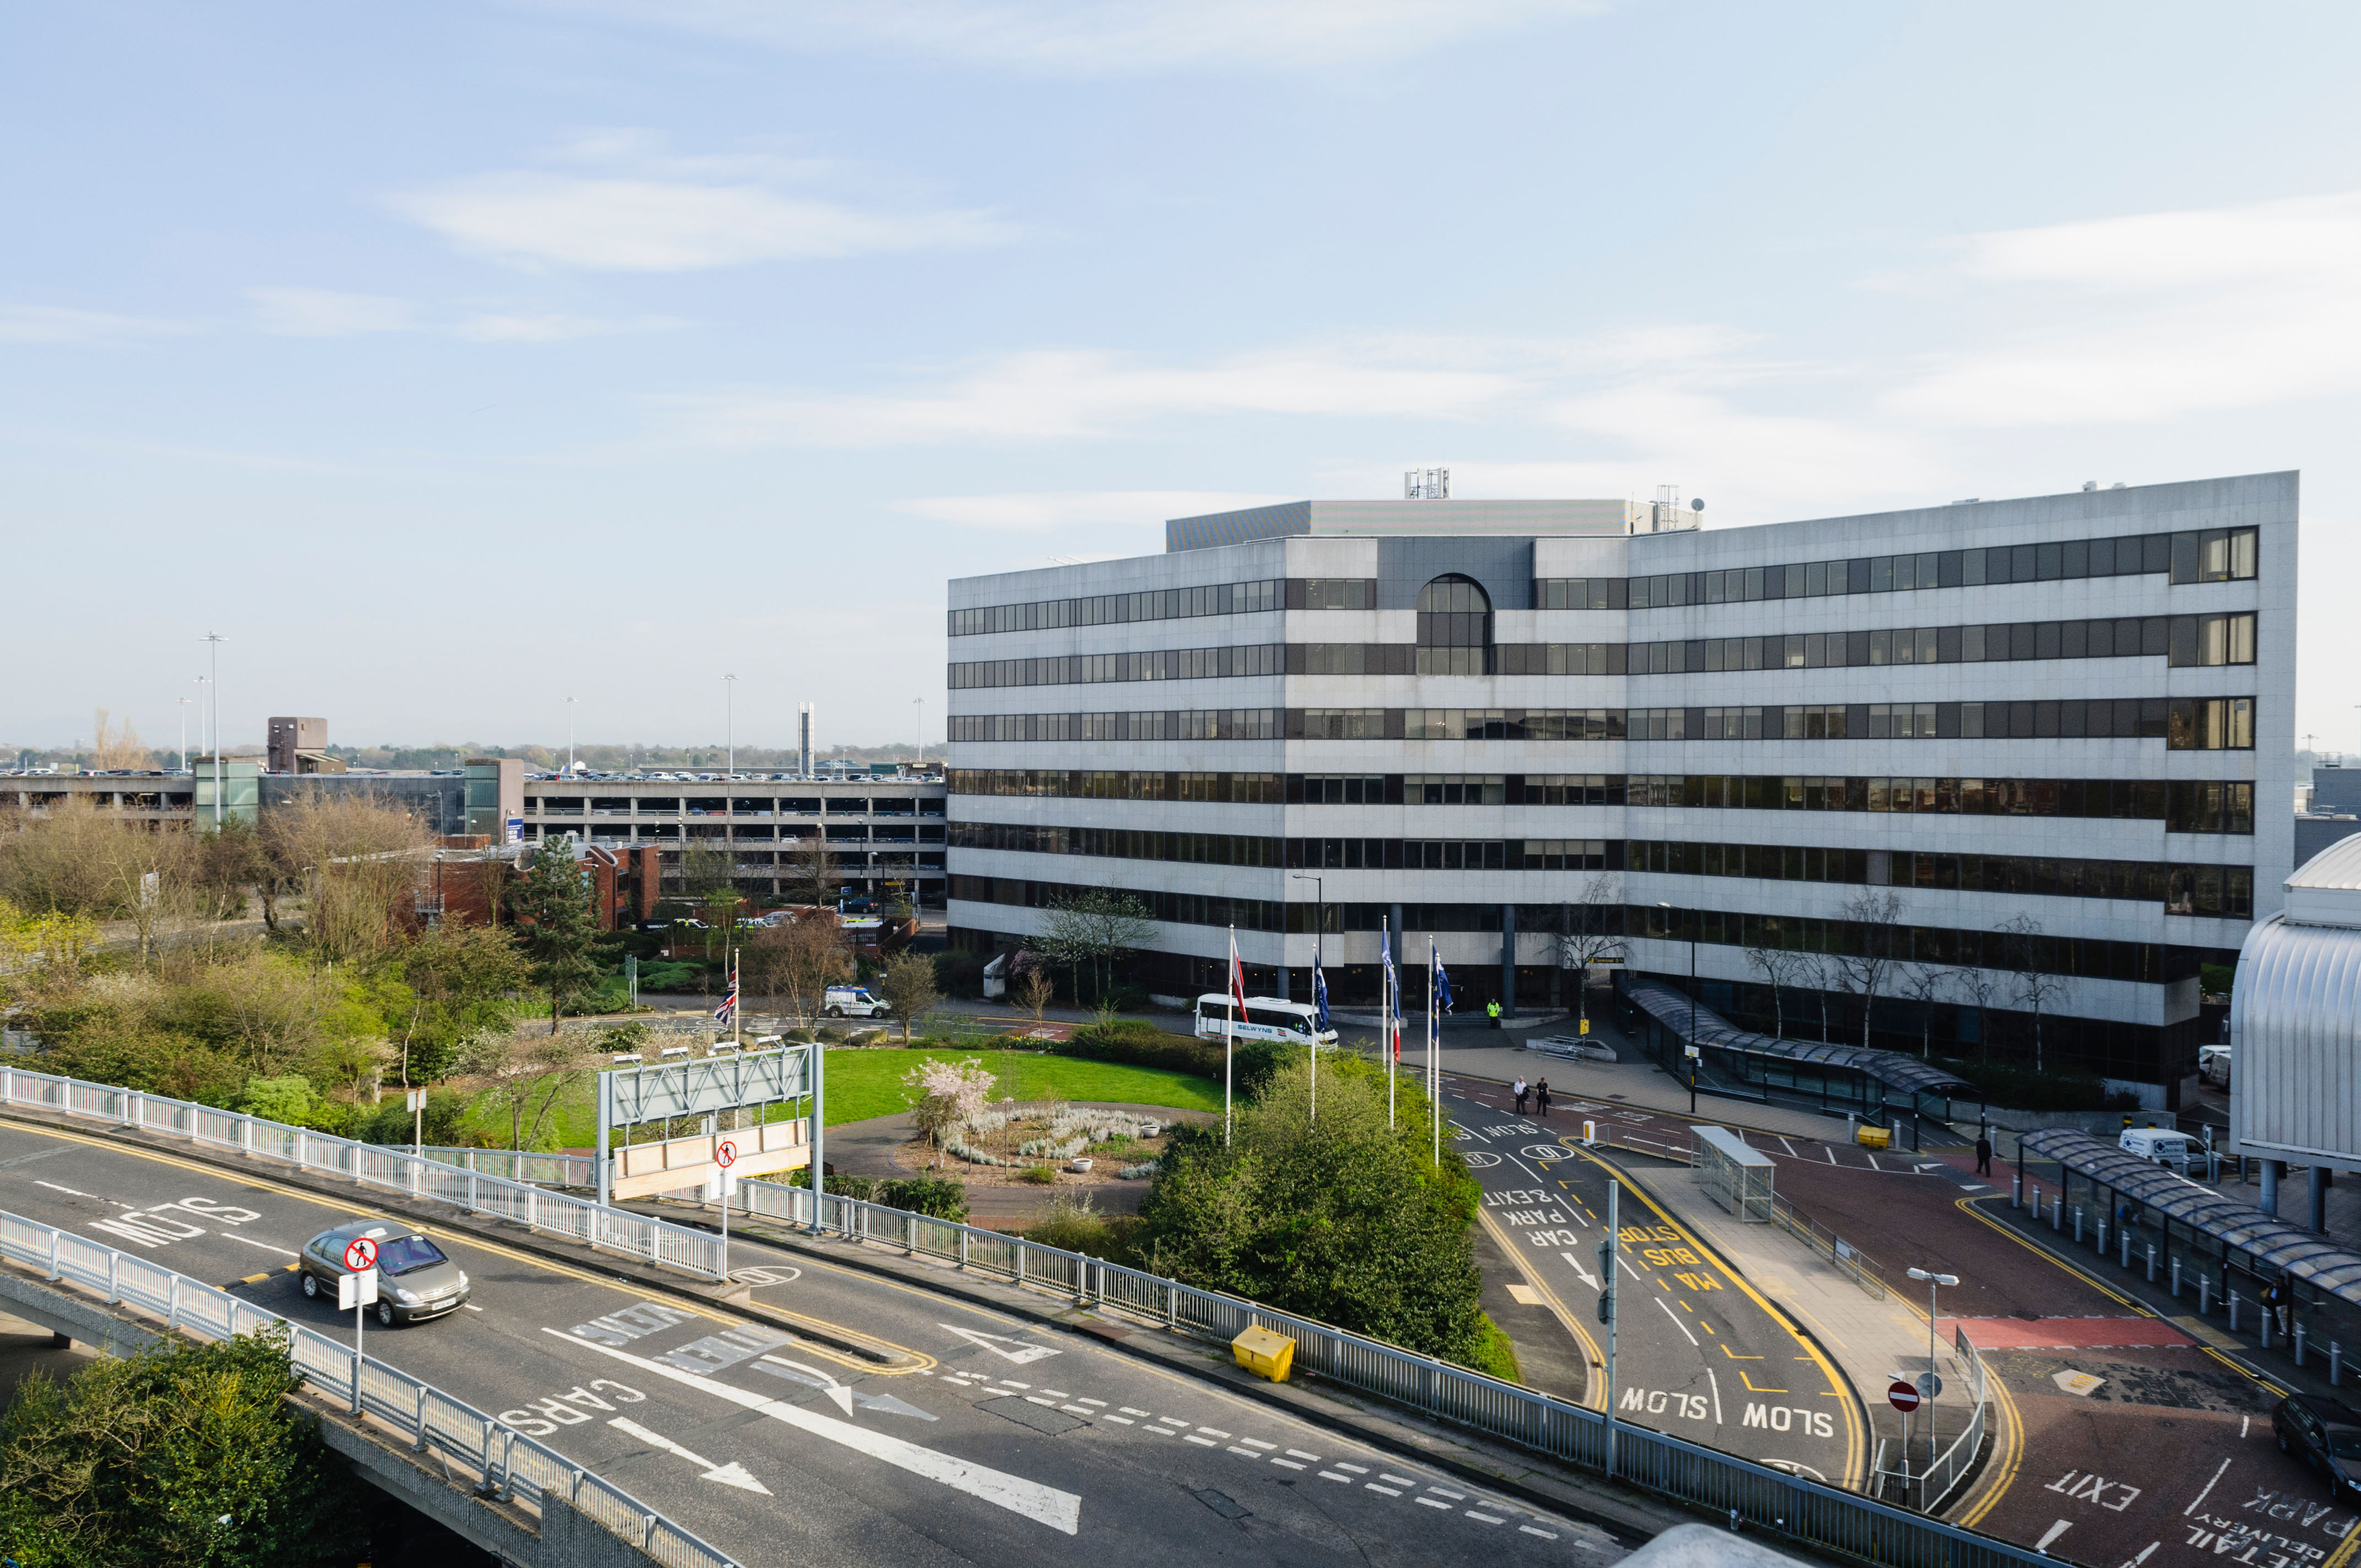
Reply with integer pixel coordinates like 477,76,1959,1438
1036,890,1157,1005
877,950,942,1043
263,793,431,963
782,831,842,911
743,911,851,1023
1995,914,2066,1073
1951,959,2003,1064
1896,962,1956,1059
1743,941,1808,1039
89,706,155,771
1796,950,1841,1044
1554,873,1625,1031
1015,963,1056,1028
460,1028,594,1152
1830,889,1906,1052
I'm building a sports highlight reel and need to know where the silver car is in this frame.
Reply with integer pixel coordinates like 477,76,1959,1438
297,1221,470,1326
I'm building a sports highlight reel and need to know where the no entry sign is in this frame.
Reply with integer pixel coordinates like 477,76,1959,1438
715,1140,738,1168
1887,1379,1922,1413
343,1237,379,1272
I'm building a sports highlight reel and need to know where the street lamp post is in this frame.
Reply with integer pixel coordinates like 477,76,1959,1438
1905,1265,1961,1490
723,675,737,777
914,697,925,767
1658,901,1698,1113
176,696,192,772
564,696,577,776
199,634,226,826
1292,872,1323,1120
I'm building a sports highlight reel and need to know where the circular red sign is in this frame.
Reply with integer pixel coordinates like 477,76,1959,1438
1887,1379,1922,1413
343,1237,379,1271
715,1140,738,1168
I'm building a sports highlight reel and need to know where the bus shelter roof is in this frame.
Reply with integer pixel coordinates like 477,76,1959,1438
1624,978,1973,1099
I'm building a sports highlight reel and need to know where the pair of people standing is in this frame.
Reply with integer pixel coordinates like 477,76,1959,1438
1511,1078,1553,1117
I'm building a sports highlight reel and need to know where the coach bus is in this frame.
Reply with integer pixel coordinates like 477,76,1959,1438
1193,994,1339,1047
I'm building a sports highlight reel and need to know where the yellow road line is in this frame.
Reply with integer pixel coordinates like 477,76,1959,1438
1579,1149,1867,1489
1474,1206,1607,1409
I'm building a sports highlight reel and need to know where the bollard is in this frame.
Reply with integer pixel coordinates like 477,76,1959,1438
2229,1291,2240,1332
2171,1257,2182,1297
2200,1275,2212,1314
1583,1119,1597,1147
2121,1231,2132,1268
2096,1218,2107,1254
2013,1173,2023,1209
2052,1194,2064,1231
2297,1323,2307,1367
2261,1307,2271,1350
2147,1244,2157,1282
2075,1206,2085,1244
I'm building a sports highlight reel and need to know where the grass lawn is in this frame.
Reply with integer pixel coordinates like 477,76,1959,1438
458,1046,1221,1150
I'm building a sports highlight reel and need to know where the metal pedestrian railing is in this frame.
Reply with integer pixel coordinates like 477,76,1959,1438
414,1145,597,1188
733,1178,2054,1568
0,1065,724,1282
0,1208,734,1568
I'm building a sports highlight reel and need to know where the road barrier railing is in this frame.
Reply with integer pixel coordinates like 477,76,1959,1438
0,1064,725,1282
0,1207,735,1568
414,1145,597,1188
735,1177,2054,1568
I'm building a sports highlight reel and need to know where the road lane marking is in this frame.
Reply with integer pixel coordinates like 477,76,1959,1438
1226,1446,1260,1457
1196,1427,1232,1438
1270,1458,1304,1470
1286,1449,1320,1461
221,1234,297,1255
607,1416,771,1493
1468,1511,1505,1523
1367,1484,1401,1496
1335,1462,1367,1473
544,1330,1082,1534
1521,1525,1558,1539
1380,1473,1415,1486
34,1179,96,1197
1103,1416,1133,1425
1416,1496,1451,1508
2036,1521,2071,1551
2183,1456,2233,1516
1319,1471,1352,1483
1654,1297,1698,1346
942,1324,1059,1364
1185,1435,1218,1446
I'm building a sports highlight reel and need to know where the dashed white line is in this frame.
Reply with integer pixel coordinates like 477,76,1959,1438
1416,1497,1452,1509
1240,1438,1275,1451
1286,1449,1320,1461
1318,1471,1352,1483
1060,1406,1092,1416
1075,1397,1106,1407
222,1234,298,1255
1367,1484,1402,1496
1041,1390,1071,1399
1653,1296,1698,1346
1427,1488,1465,1500
1335,1462,1368,1474
1184,1435,1219,1447
34,1180,95,1197
999,1381,1031,1390
1103,1415,1134,1425
1025,1397,1057,1408
1380,1473,1415,1487
1269,1458,1304,1471
1227,1446,1261,1457
1520,1525,1558,1539
1467,1512,1505,1525
1119,1407,1150,1417
1196,1427,1232,1439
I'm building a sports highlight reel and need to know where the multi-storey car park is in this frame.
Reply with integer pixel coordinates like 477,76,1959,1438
945,476,2294,1109
518,775,949,907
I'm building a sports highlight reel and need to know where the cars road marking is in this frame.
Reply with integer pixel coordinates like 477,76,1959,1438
544,1330,1081,1534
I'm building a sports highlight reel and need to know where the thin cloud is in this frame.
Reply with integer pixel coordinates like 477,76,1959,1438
248,287,420,337
0,305,193,345
389,170,1013,272
547,0,1606,75
898,489,1291,530
1885,190,2361,426
454,311,682,342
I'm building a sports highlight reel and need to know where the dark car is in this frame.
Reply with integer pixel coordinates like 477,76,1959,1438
2272,1394,2361,1499
297,1221,470,1327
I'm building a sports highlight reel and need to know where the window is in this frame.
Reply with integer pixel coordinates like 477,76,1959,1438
1298,579,1375,610
1417,574,1493,674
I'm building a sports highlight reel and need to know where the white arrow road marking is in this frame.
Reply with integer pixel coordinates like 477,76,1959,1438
754,1354,860,1415
940,1324,1060,1364
608,1417,772,1494
547,1330,1080,1534
1559,1249,1598,1290
2036,1521,2071,1551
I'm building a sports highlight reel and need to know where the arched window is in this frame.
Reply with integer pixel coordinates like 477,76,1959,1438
1417,574,1493,674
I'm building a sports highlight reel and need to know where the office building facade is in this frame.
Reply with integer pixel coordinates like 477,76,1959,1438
945,474,2294,1107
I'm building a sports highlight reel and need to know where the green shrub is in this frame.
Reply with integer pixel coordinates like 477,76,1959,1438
1017,1164,1058,1185
1457,1315,1522,1384
355,1087,469,1147
237,1075,327,1128
1025,1194,1140,1259
1058,1017,1284,1092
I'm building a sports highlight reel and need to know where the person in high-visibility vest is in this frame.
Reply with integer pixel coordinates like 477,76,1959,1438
1486,1000,1501,1023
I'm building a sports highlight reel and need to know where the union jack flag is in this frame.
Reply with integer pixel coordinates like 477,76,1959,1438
714,954,738,1026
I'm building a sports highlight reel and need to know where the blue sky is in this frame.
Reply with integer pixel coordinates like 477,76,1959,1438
9,2,2359,755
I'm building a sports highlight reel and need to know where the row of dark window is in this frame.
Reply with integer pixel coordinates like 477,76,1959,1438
947,612,2257,690
1537,526,2258,610
950,820,2249,913
945,768,2255,835
954,697,2256,749
950,526,2261,637
948,578,1282,638
946,874,2190,983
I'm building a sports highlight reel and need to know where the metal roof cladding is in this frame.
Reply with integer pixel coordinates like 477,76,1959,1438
1623,978,1973,1098
2022,1129,2361,1302
2229,833,2361,1175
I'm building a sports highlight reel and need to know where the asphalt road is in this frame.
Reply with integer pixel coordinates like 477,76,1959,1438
0,1115,1622,1567
1441,1087,1865,1491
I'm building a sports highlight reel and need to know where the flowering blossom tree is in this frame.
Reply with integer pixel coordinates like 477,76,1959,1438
903,1057,996,1151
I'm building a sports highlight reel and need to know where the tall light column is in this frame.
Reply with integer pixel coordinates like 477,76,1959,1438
564,696,578,776
725,674,738,777
200,633,226,826
913,697,924,767
176,696,192,772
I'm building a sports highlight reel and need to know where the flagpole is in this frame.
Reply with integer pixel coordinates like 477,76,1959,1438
1381,917,1391,1130
1225,925,1236,1148
1429,938,1440,1167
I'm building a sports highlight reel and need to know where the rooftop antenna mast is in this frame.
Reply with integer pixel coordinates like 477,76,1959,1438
1403,467,1450,500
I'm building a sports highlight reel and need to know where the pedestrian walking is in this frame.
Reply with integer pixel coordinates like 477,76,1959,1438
1974,1131,1993,1177
1536,1080,1552,1117
2263,1275,2291,1338
1513,1076,1529,1115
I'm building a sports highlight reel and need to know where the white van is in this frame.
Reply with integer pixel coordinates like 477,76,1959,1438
2198,1045,2232,1088
2120,1127,2199,1173
823,986,890,1019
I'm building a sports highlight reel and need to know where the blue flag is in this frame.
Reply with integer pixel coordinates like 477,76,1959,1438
1312,954,1330,1031
1433,955,1455,1016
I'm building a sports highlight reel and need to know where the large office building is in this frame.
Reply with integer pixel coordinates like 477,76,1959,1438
944,473,2294,1108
